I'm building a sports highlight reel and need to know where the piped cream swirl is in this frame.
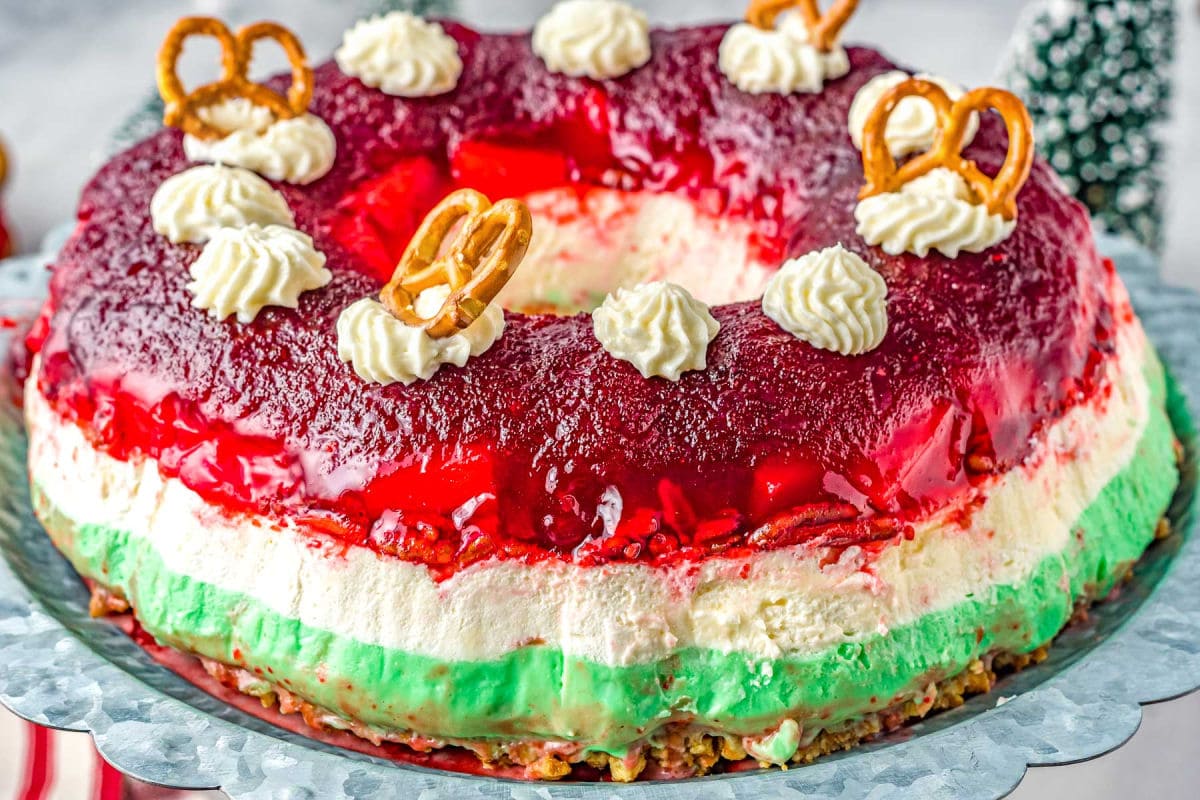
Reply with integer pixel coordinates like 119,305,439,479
337,286,506,386
855,168,1016,258
532,0,651,80
847,71,978,156
183,98,337,185
762,244,887,355
151,164,294,244
187,224,331,323
592,281,719,380
336,12,463,97
719,18,849,95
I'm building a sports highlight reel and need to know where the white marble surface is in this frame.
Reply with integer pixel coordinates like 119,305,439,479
0,1,1198,797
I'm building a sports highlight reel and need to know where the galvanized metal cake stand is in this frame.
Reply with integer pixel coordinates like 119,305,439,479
1,228,1197,800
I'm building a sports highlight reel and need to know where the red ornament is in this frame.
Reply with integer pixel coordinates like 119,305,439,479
0,138,12,258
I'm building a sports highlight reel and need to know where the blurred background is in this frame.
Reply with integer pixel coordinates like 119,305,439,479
0,0,1197,797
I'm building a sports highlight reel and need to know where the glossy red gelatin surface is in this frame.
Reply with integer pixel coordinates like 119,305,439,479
31,25,1114,577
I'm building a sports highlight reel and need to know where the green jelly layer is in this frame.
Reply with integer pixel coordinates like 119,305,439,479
36,362,1180,755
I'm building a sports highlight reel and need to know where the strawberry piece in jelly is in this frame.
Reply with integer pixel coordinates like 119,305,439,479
749,455,827,521
331,156,450,280
450,140,571,200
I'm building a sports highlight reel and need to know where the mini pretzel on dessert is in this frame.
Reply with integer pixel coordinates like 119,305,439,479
745,0,859,52
157,16,314,141
859,80,1035,220
380,189,533,339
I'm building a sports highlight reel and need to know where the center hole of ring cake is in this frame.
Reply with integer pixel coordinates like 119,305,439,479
496,186,777,315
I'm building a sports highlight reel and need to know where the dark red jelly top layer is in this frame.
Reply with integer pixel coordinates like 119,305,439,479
31,24,1115,577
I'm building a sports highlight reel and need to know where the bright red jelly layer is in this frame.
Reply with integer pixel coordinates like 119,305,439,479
30,25,1115,577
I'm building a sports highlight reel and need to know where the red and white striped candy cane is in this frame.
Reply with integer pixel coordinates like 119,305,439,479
5,719,204,799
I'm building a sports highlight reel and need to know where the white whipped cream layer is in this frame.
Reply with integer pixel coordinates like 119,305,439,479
188,224,331,323
27,292,1153,668
336,286,505,386
532,0,651,80
762,244,887,355
847,71,978,157
336,12,463,97
592,281,720,380
183,98,337,185
855,168,1017,258
151,164,294,244
719,19,849,95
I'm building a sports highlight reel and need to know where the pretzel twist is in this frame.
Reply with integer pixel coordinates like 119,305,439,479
380,189,533,339
859,80,1035,221
156,16,314,141
745,0,859,53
